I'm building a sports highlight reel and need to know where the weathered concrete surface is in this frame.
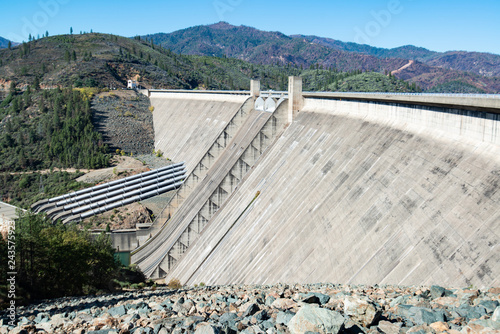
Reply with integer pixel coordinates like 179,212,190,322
151,92,250,173
166,98,500,288
133,106,282,277
144,96,255,235
304,92,500,113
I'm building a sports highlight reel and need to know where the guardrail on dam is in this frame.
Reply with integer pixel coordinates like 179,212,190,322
136,78,499,288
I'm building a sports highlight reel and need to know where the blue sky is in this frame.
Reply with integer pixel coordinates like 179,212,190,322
2,0,499,55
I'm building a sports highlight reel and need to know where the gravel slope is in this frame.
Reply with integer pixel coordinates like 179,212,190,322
92,90,154,155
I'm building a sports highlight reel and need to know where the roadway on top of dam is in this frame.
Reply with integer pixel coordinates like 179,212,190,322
145,89,500,113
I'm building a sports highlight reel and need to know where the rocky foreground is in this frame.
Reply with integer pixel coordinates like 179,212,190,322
1,284,499,334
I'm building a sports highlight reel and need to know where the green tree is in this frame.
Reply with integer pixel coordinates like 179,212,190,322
0,212,120,303
9,81,16,95
70,27,73,34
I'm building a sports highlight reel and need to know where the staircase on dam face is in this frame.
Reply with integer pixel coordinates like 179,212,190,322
132,100,288,278
139,97,255,241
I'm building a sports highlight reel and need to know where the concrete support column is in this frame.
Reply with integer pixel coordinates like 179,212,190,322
288,76,303,123
250,80,260,97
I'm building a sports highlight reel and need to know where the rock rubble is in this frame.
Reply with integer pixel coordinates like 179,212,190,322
1,283,499,334
91,91,154,156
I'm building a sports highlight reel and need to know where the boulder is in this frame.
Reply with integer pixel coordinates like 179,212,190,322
344,296,382,327
107,305,127,318
430,285,446,299
276,311,295,325
288,305,344,334
493,306,500,323
406,324,436,333
429,321,449,332
195,323,221,334
477,300,499,313
462,320,500,333
300,292,330,305
243,303,260,317
377,320,403,334
395,305,445,326
271,298,297,310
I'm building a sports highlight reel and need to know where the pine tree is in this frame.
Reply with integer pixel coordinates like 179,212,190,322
9,81,16,95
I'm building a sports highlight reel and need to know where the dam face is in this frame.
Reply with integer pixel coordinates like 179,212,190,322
151,92,250,173
144,87,500,288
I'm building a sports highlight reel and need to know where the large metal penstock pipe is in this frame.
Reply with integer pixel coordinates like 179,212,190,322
56,166,185,208
45,168,185,219
48,162,184,203
78,180,184,219
71,174,185,215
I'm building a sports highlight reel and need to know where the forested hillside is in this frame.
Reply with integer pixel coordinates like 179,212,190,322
0,32,426,94
144,22,500,93
0,86,109,172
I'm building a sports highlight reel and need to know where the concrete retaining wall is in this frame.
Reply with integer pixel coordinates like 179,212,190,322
166,97,500,288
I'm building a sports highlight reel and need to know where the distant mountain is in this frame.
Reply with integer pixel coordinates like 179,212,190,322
294,35,438,61
426,51,500,77
0,36,14,48
144,22,409,72
143,22,500,93
297,35,500,78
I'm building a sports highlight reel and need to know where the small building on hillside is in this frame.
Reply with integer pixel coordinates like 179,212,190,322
127,80,138,89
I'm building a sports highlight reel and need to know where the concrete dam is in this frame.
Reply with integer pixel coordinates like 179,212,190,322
129,79,500,288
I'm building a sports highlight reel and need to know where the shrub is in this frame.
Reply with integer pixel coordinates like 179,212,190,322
148,106,154,112
167,278,182,290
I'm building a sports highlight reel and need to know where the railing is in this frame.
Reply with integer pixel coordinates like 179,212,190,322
304,91,500,99
148,89,500,99
260,91,288,98
148,89,250,95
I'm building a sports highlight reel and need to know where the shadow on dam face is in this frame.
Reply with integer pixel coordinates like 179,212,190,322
163,97,500,288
